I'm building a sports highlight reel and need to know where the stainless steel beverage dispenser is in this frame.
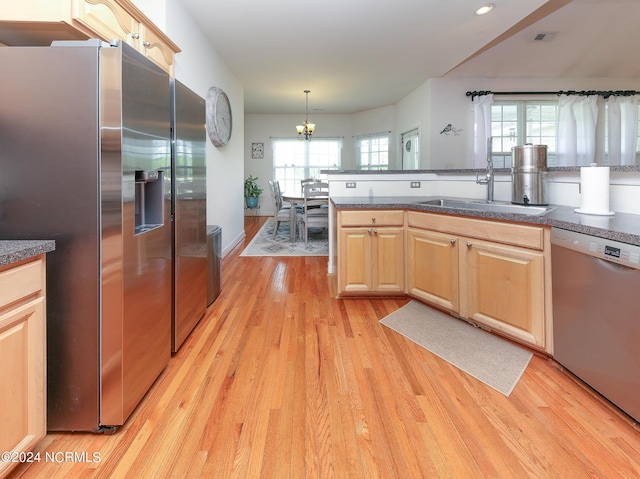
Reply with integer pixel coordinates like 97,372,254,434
511,144,549,205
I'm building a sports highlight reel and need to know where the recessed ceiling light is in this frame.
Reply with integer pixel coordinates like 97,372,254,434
475,4,495,15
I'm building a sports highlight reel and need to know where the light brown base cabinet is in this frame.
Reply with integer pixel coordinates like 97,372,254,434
407,227,459,312
407,211,552,352
336,207,552,353
0,256,47,479
338,210,405,294
0,0,180,75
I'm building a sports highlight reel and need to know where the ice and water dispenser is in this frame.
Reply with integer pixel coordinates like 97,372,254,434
134,169,164,234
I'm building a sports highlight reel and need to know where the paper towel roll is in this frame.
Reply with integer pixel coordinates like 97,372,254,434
575,164,614,216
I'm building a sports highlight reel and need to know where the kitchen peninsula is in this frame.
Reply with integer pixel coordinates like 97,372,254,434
329,177,640,356
331,196,640,245
326,168,640,278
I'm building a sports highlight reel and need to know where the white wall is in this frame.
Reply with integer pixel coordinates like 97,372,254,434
245,105,400,215
246,72,640,218
130,0,166,29
132,0,246,255
394,83,429,169
351,106,396,169
245,113,352,214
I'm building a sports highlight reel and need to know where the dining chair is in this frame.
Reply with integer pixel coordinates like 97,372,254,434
300,177,316,196
301,181,329,244
269,180,302,239
274,180,294,210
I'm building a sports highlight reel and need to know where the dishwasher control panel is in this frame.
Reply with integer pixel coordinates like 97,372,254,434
551,227,640,269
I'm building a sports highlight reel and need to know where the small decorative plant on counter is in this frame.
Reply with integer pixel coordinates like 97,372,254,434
244,174,263,209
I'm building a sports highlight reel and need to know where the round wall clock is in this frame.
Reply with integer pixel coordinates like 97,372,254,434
206,86,232,146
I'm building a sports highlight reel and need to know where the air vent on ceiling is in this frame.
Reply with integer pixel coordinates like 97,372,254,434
532,32,556,42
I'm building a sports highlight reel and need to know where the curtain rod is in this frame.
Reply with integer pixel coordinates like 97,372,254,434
353,130,391,139
466,90,640,100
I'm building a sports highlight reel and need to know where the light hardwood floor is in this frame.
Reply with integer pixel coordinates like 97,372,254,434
7,216,640,478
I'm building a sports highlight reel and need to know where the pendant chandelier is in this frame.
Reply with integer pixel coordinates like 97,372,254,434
296,90,315,141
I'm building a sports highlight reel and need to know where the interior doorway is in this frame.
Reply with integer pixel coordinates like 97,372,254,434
401,128,420,170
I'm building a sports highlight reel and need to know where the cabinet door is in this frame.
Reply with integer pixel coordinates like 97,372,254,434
0,299,46,478
338,227,373,293
372,227,405,293
462,239,545,348
73,0,139,47
138,23,176,74
407,228,458,311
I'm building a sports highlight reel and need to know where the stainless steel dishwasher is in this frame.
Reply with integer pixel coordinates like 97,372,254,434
551,227,640,423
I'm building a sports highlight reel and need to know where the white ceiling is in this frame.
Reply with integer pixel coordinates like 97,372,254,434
179,0,640,115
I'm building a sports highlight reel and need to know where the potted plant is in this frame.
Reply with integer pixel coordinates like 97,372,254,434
244,174,263,209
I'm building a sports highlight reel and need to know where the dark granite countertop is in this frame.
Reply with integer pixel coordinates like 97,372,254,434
325,165,640,174
331,196,640,246
0,240,56,267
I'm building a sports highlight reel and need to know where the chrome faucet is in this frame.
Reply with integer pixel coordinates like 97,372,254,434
476,137,494,202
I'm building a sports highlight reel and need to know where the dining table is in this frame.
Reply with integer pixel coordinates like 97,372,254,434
282,194,328,242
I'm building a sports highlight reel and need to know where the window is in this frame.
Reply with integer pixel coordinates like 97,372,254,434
637,107,640,158
491,99,640,166
603,101,640,165
272,138,341,196
356,133,389,170
491,101,558,167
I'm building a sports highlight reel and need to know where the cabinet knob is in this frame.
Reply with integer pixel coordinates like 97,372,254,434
142,41,151,48
373,229,378,234
131,33,140,39
450,239,456,244
467,241,473,247
371,216,376,222
367,229,372,234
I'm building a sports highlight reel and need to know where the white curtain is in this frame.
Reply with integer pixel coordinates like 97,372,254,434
556,94,599,166
472,94,493,168
607,95,640,165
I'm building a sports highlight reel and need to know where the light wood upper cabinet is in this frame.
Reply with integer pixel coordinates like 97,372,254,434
0,0,180,75
0,256,47,479
338,210,405,294
136,21,177,74
73,0,139,48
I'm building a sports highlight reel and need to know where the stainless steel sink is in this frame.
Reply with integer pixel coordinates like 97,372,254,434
417,198,554,216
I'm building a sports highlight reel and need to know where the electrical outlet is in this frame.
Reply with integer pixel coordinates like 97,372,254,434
410,181,421,188
346,182,356,188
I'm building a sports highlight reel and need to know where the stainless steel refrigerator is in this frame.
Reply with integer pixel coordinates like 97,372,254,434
0,40,172,432
170,80,207,352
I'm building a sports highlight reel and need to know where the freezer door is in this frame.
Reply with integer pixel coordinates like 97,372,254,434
170,80,208,352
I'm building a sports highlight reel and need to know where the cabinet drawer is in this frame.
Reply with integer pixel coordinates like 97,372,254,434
340,210,404,227
407,211,545,250
0,259,44,308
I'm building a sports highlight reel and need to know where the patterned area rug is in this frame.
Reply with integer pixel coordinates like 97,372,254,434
240,218,328,257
